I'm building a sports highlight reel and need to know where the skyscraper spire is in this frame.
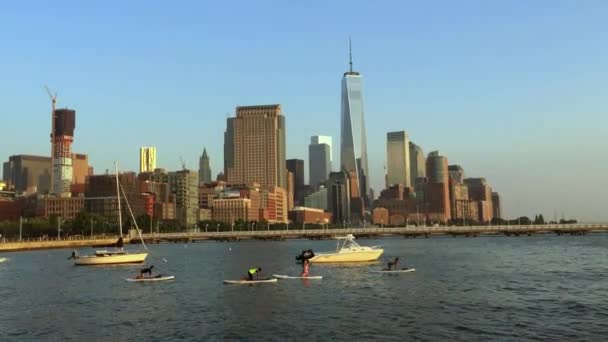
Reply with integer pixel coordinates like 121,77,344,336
349,36,353,73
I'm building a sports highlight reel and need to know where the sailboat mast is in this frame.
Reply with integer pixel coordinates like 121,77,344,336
115,162,123,237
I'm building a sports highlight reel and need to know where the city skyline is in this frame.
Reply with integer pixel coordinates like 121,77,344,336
1,1,607,221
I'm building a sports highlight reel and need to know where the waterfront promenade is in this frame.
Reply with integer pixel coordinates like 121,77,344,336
1,223,607,252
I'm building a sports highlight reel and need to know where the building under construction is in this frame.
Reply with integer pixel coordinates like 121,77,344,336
52,108,76,198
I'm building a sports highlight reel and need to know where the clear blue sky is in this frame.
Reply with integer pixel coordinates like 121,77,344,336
1,1,607,221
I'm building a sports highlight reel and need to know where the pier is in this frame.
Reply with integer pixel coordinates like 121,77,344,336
1,223,606,252
140,223,608,243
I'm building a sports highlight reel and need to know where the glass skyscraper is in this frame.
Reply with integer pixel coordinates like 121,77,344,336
340,43,370,205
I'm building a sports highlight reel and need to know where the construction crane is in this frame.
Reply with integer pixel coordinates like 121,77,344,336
45,85,58,195
179,156,187,170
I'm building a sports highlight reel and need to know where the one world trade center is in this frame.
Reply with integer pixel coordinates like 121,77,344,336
340,39,371,209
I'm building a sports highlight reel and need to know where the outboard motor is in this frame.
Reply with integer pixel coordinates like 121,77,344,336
295,249,315,262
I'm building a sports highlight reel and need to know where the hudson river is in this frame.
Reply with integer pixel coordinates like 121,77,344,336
1,234,607,341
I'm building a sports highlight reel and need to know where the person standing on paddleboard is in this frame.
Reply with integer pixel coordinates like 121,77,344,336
301,259,310,277
248,267,262,280
387,257,399,270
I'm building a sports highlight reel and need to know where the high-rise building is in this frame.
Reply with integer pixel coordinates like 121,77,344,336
199,148,212,185
139,147,157,173
72,153,90,185
426,151,450,222
309,136,332,189
170,170,199,228
465,178,494,223
426,151,449,184
409,142,426,185
224,117,235,179
304,186,328,211
448,165,465,184
340,40,370,206
3,155,51,194
386,131,411,188
327,171,351,224
492,192,502,219
52,109,76,197
286,159,304,205
228,105,286,189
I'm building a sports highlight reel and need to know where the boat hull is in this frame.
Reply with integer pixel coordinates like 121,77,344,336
74,252,148,265
310,249,384,263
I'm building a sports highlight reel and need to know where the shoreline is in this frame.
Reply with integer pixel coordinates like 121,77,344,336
2,224,606,253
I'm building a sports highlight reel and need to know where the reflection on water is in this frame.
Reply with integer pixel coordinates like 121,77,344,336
1,235,608,341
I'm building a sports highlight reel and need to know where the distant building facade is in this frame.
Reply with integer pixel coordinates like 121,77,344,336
170,170,199,228
408,142,426,192
309,136,332,189
227,105,286,190
327,171,351,224
139,147,157,173
286,159,305,205
2,155,51,194
199,148,212,185
386,131,411,187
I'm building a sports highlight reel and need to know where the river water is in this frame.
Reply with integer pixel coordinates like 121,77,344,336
1,234,607,341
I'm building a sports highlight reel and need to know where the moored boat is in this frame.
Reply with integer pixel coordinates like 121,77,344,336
309,234,383,263
72,163,148,266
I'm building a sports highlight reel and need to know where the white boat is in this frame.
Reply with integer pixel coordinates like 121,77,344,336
273,274,323,280
73,163,148,266
0,257,7,263
223,278,278,285
309,234,383,263
126,275,175,282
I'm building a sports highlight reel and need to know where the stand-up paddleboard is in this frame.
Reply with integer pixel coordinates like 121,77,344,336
273,274,323,280
223,278,278,284
126,275,175,282
371,268,416,274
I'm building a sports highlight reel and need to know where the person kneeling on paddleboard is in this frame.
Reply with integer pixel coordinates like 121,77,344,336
248,267,262,281
301,259,310,277
387,257,399,271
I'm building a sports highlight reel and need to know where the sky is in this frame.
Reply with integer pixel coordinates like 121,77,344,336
1,1,607,222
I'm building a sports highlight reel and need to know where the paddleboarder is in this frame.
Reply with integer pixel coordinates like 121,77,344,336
301,259,310,277
248,267,262,281
386,257,399,270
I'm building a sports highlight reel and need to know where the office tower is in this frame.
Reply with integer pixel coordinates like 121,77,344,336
72,153,90,185
199,148,212,185
304,185,328,211
492,192,501,219
448,165,465,184
228,105,286,189
139,147,157,173
86,172,147,222
286,170,294,210
426,151,449,184
286,159,304,205
309,136,332,189
2,155,51,194
386,131,411,187
51,109,75,197
311,135,333,163
327,171,351,224
465,178,494,223
340,39,370,205
224,117,235,179
425,151,451,222
409,142,426,183
170,170,199,228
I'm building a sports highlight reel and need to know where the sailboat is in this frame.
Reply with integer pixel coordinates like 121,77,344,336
73,163,148,266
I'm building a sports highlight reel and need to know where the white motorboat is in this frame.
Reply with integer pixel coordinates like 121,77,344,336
73,163,148,266
309,234,384,263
